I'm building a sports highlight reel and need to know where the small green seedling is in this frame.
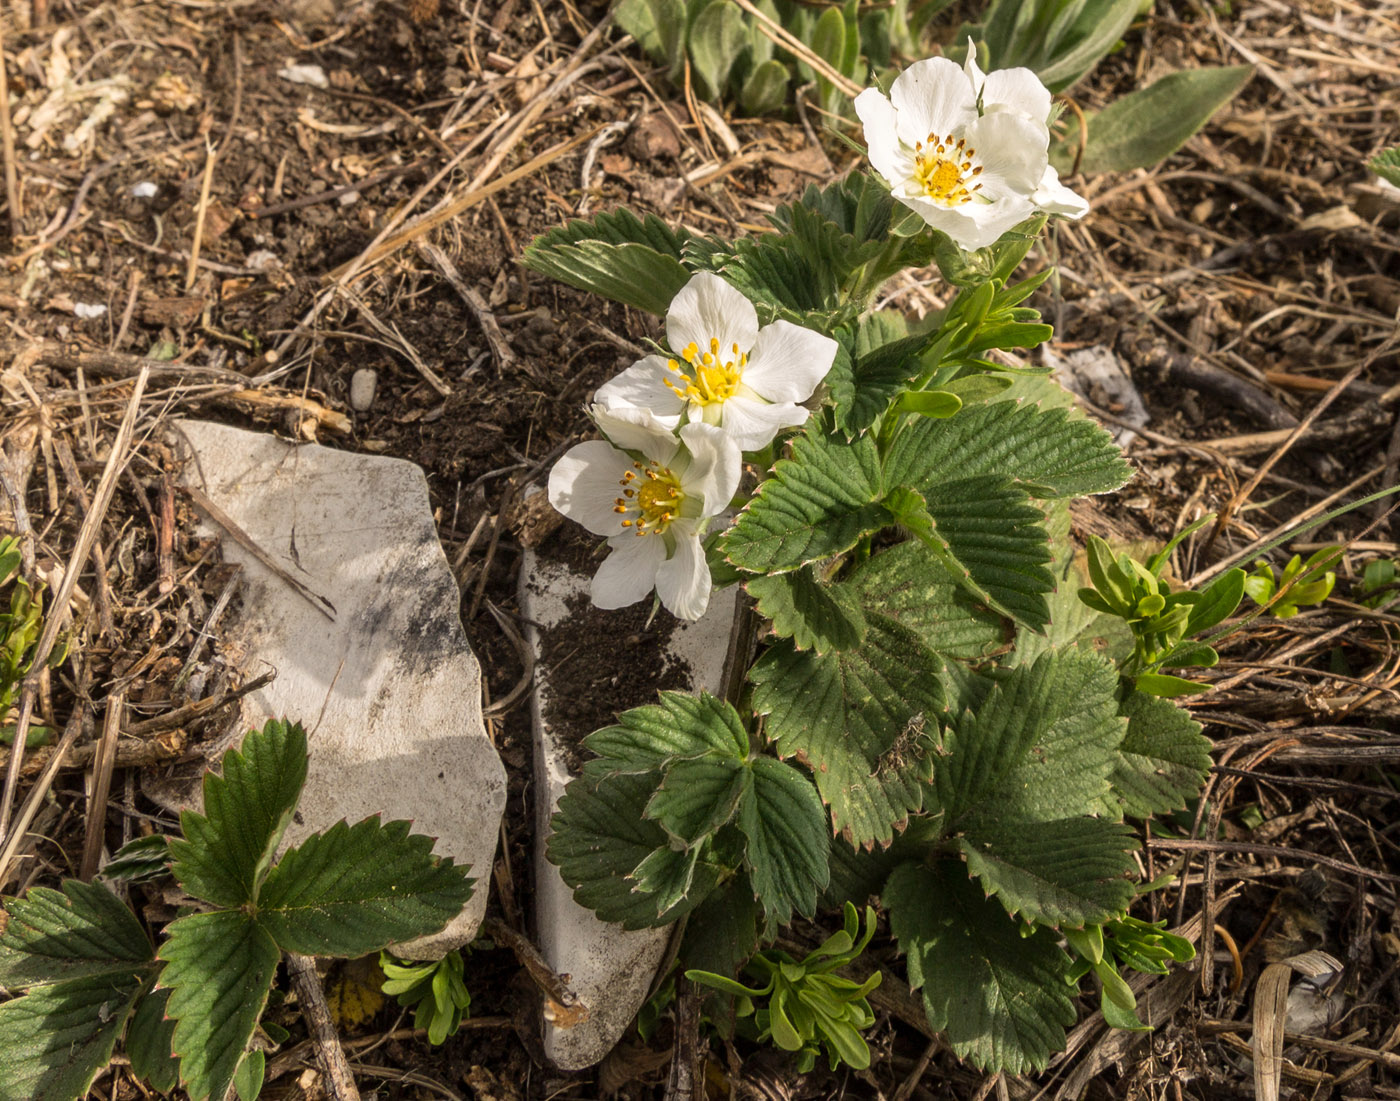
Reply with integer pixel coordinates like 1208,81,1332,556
1244,546,1341,619
379,949,472,1044
687,902,881,1072
1077,518,1245,696
1356,558,1398,611
0,536,66,746
0,719,473,1101
1065,914,1196,1032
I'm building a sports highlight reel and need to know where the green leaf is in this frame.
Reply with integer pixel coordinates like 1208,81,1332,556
897,391,963,418
848,541,1006,661
936,649,1125,825
1372,145,1400,189
615,0,687,70
958,817,1138,928
750,616,945,847
1063,66,1253,175
583,692,748,780
159,910,280,1101
0,971,144,1101
0,880,154,987
99,834,171,883
689,0,747,100
631,846,705,915
126,986,180,1094
724,430,887,574
884,401,1132,500
647,756,748,847
738,757,830,924
887,861,1075,1073
548,772,718,928
746,569,868,654
255,818,473,957
170,718,308,908
524,205,689,259
234,1049,265,1101
828,332,927,438
1185,568,1245,635
1135,672,1210,697
920,476,1055,629
740,59,790,116
680,878,762,982
1101,691,1212,820
518,240,691,316
1032,0,1141,91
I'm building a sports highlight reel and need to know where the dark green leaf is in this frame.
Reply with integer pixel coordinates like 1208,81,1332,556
234,1050,265,1101
725,430,887,574
583,692,748,780
255,818,473,957
746,569,868,654
548,773,718,928
750,616,945,847
170,718,308,908
159,910,280,1101
99,834,171,884
517,240,691,316
689,0,747,100
1101,692,1212,820
738,757,830,924
1185,568,1245,635
0,880,153,987
680,878,761,982
958,817,1138,928
647,756,748,847
126,986,179,1094
887,861,1074,1073
0,971,143,1101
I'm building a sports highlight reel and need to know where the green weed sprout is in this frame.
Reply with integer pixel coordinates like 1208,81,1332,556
0,536,66,747
1077,517,1245,696
1244,546,1341,619
1356,559,1399,610
0,719,473,1101
379,949,472,1044
1065,915,1196,1032
687,902,881,1072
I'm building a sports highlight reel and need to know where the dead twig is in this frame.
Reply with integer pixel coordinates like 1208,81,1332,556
481,916,580,1011
287,954,362,1101
415,241,518,373
79,691,123,880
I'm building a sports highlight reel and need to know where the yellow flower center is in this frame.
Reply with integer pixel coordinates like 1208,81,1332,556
665,338,746,406
612,462,685,537
912,132,984,206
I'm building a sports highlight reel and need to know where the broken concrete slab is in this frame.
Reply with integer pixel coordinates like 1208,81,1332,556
520,541,737,1071
173,420,506,958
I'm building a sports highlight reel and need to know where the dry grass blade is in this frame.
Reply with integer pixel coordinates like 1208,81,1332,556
78,690,123,881
1252,962,1292,1101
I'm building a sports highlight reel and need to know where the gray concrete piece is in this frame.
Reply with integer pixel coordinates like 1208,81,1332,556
521,545,737,1070
174,420,505,957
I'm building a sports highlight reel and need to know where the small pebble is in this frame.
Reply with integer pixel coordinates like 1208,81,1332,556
349,368,378,412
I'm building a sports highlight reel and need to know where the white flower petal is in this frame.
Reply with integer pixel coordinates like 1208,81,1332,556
981,68,1053,130
592,535,667,609
743,320,838,404
1032,165,1089,218
965,111,1048,194
548,441,633,537
854,89,906,185
677,422,741,515
591,404,682,463
665,272,759,360
594,356,686,422
895,192,1032,251
720,396,810,451
889,58,977,148
962,40,986,94
654,529,711,620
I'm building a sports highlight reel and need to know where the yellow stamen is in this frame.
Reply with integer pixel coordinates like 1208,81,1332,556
664,336,747,406
612,462,686,537
912,133,980,206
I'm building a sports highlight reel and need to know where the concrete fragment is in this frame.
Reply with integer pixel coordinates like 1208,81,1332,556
173,420,505,957
520,541,737,1070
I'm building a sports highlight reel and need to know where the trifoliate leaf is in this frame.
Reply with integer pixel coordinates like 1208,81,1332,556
746,569,868,654
0,880,153,988
548,772,719,928
827,325,927,438
0,971,144,1101
738,757,830,924
848,541,1006,661
884,401,1132,499
126,986,179,1094
582,692,748,780
99,833,172,883
254,817,474,957
170,718,308,908
1100,691,1212,820
522,209,692,315
887,861,1075,1073
935,649,1125,826
958,817,1139,928
159,910,280,1101
725,430,887,574
647,756,748,848
750,616,946,847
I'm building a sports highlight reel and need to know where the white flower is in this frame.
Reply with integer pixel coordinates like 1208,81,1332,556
594,272,837,452
547,409,741,620
854,52,1087,250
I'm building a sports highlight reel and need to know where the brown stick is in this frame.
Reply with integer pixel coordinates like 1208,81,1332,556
286,954,362,1101
0,17,21,238
481,916,580,1011
0,706,87,888
80,692,124,880
415,242,517,372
